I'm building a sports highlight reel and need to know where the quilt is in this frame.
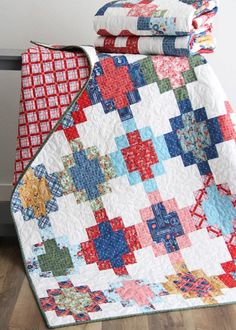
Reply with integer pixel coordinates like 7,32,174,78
94,0,218,56
11,44,236,328
95,34,215,56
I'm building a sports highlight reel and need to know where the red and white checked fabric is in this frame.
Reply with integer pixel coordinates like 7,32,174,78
14,46,90,184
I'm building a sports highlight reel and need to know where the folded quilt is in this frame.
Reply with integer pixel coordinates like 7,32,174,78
94,0,218,56
95,33,215,56
11,44,236,329
94,0,218,37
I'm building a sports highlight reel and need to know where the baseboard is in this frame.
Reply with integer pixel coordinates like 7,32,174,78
0,183,13,201
0,201,15,236
0,183,15,236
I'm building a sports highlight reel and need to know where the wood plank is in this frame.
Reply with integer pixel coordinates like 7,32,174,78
51,321,103,330
0,238,25,329
148,310,191,330
102,315,149,330
148,306,236,330
9,277,43,330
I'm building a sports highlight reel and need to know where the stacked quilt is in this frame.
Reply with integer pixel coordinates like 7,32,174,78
94,0,218,56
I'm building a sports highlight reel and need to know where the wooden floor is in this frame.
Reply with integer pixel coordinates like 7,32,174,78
0,238,235,330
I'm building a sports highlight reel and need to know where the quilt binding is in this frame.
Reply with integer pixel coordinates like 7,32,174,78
10,42,236,329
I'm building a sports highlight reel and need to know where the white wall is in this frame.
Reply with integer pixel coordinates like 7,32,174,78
0,0,235,200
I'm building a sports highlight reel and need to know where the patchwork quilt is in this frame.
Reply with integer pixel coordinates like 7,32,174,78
94,0,218,56
11,45,236,328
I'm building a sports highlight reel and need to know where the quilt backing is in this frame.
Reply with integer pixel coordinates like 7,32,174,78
11,45,236,328
13,46,90,184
